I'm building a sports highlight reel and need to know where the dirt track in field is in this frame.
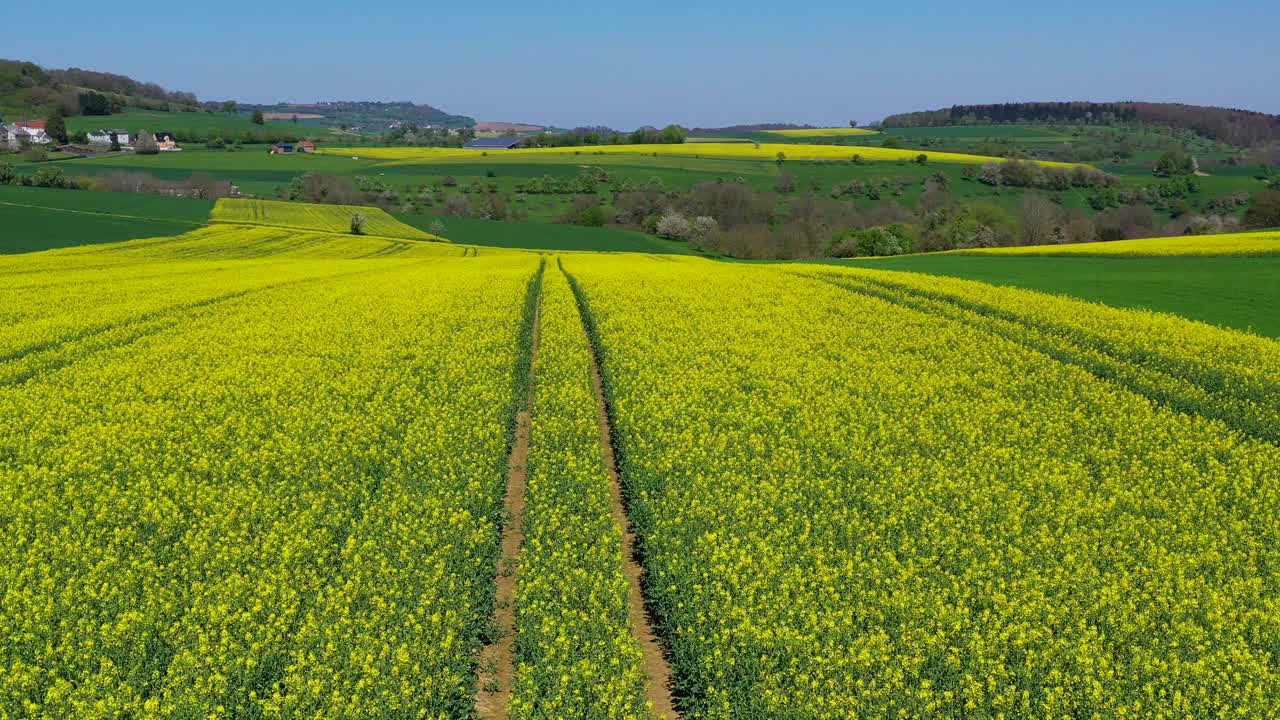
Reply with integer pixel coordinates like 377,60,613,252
578,278,682,719
474,286,541,720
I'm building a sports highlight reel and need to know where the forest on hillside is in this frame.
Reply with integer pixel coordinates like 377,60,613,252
883,102,1280,147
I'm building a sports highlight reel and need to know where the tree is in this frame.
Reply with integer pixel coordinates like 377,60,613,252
849,120,858,128
222,100,237,114
134,131,159,154
251,110,265,125
45,114,68,145
915,153,928,164
689,216,719,250
350,212,368,235
1153,150,1195,177
659,124,687,144
1018,195,1060,245
0,159,16,185
1244,190,1280,228
78,91,110,116
109,131,121,152
655,212,692,240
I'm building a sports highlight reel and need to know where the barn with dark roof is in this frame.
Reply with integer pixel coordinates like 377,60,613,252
463,137,522,150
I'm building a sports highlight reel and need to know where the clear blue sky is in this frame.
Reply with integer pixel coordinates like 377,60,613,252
11,0,1278,129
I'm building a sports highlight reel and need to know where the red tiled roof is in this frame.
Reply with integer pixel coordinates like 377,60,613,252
16,121,46,129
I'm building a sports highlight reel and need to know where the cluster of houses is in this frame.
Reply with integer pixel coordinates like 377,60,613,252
84,130,179,151
1,121,51,150
268,140,316,154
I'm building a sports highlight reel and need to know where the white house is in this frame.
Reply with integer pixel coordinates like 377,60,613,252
87,129,132,146
3,122,50,148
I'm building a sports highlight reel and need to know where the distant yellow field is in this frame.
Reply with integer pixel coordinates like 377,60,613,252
319,143,1080,167
764,127,881,137
211,198,444,242
957,231,1280,257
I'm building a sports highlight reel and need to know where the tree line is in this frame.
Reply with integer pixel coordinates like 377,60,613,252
882,101,1280,147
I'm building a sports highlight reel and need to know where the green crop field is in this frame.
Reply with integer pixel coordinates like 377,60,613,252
0,185,211,253
66,109,328,136
835,254,1280,338
395,213,698,254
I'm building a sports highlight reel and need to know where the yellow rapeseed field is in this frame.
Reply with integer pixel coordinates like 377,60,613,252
955,229,1280,256
2,224,1277,718
509,264,651,718
563,254,1280,719
317,143,1081,168
211,197,444,241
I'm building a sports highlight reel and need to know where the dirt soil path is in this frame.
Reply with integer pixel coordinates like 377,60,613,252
582,305,682,719
474,285,542,720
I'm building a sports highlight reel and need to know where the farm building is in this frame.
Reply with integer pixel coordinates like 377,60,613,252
463,137,522,150
269,143,294,154
87,129,131,146
296,140,316,153
2,122,50,148
154,132,179,151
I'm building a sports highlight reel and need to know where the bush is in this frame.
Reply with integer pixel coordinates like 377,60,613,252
350,212,368,235
428,219,447,236
559,196,606,227
0,159,15,185
1244,190,1280,229
32,166,73,189
825,224,913,258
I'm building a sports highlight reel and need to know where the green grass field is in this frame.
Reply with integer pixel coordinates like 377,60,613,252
66,110,327,136
0,185,211,253
835,254,1280,338
395,213,697,254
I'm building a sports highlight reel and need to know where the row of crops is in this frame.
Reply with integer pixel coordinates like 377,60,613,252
509,265,651,717
563,255,1280,718
3,226,1279,718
